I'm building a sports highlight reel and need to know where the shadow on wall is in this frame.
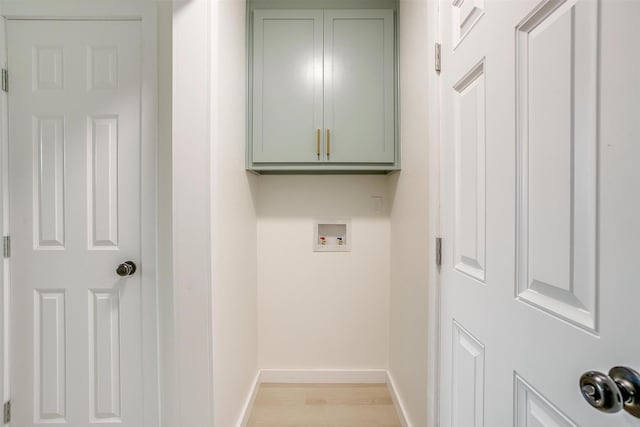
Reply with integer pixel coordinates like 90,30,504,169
246,171,261,214
172,0,195,14
256,174,394,218
386,170,400,214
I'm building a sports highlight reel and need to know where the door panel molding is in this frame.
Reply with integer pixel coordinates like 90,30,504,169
452,0,484,49
87,115,120,250
514,373,577,427
452,320,485,427
33,116,66,250
34,289,66,423
32,46,64,91
515,0,599,332
88,289,121,423
453,58,486,283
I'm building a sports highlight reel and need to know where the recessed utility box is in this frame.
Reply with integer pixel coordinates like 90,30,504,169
313,219,351,252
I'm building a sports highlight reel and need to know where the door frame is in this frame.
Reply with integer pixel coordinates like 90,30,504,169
0,1,160,425
427,1,443,426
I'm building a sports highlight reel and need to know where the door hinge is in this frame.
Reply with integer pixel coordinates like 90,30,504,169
1,69,7,92
435,237,442,267
3,400,10,424
435,43,442,73
3,236,10,258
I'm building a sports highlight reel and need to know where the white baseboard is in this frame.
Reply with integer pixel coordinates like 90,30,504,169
260,369,388,384
237,371,261,427
386,371,412,427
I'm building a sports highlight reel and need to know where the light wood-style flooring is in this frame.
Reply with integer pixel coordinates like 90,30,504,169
246,383,402,427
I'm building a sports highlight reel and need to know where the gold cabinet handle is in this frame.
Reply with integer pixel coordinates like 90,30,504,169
326,128,331,159
316,128,321,160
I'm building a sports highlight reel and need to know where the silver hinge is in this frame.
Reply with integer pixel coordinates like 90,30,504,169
435,43,442,73
435,237,442,267
3,236,10,258
1,69,7,92
3,400,10,424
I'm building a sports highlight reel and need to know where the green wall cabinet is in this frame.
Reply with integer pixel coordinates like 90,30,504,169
249,9,398,173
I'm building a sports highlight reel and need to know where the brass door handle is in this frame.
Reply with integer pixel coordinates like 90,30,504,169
316,128,321,160
326,128,331,159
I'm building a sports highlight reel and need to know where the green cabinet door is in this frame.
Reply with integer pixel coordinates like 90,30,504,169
252,10,324,163
323,10,395,164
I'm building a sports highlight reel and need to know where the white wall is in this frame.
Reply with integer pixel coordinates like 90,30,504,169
388,0,439,426
172,0,215,425
257,175,390,370
171,1,259,426
210,0,259,426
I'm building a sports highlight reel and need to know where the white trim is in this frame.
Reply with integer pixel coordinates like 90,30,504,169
137,4,160,427
237,371,262,427
1,3,160,425
1,0,150,19
428,1,444,427
259,369,388,384
0,15,7,410
387,371,412,427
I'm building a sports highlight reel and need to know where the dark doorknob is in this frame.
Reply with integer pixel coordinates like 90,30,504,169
580,366,640,418
580,371,623,413
116,261,137,277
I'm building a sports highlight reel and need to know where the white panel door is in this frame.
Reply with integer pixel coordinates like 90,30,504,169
440,0,640,426
8,20,144,426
